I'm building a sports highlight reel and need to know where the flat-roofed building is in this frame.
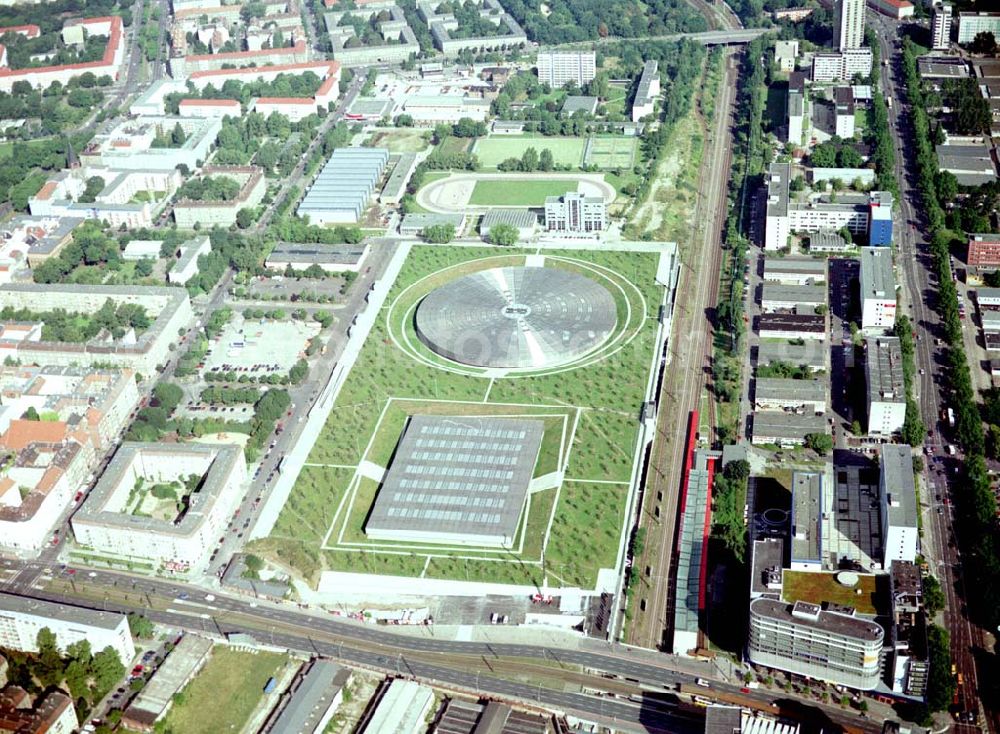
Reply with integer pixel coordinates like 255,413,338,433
761,283,827,313
561,95,598,116
758,313,826,341
380,153,418,205
811,48,873,83
755,378,827,413
361,680,434,734
880,444,918,565
298,147,389,224
167,235,211,285
860,246,897,331
807,231,853,253
932,2,953,49
173,166,266,228
479,209,537,241
260,659,351,734
936,141,998,187
756,341,826,372
775,40,799,72
632,60,660,121
122,240,162,261
867,0,913,20
177,98,240,118
787,72,805,145
0,592,135,664
434,698,553,734
967,233,1000,272
790,472,823,570
399,212,466,237
763,257,827,285
956,11,1000,44
747,598,884,690
123,635,213,731
672,449,715,656
536,50,596,88
865,336,906,436
917,55,968,79
364,415,543,548
834,86,856,138
71,443,248,573
265,243,369,273
750,537,785,599
751,412,828,446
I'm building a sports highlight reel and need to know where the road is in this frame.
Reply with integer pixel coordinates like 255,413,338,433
625,47,739,650
3,564,883,734
870,13,992,733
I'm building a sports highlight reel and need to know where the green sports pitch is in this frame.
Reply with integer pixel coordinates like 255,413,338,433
473,136,587,168
584,137,638,168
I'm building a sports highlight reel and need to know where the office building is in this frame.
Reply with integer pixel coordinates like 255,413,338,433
0,593,134,664
748,598,884,690
956,12,1000,45
787,72,806,146
765,163,892,251
834,0,865,50
298,148,389,225
932,2,953,50
859,247,897,331
880,444,918,566
834,86,856,138
544,191,606,233
811,49,873,82
536,51,596,88
865,337,906,436
71,443,248,573
632,60,660,121
775,40,799,73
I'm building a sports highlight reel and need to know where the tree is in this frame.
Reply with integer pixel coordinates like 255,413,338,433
520,146,539,172
923,574,945,616
91,647,126,697
970,31,998,55
538,148,554,172
789,175,805,192
422,223,456,243
288,358,309,384
926,625,954,711
171,122,187,146
804,433,833,454
128,613,155,639
236,208,255,229
395,113,414,127
78,175,106,203
488,223,519,246
21,406,39,421
135,258,154,278
153,382,183,415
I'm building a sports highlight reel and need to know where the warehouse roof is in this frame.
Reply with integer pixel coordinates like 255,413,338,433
268,242,367,266
298,147,389,218
264,660,350,734
756,377,827,403
764,257,827,280
752,411,827,439
758,313,826,333
561,95,598,115
761,283,827,305
0,592,126,630
480,209,537,231
766,162,790,219
791,471,823,565
756,341,826,369
881,444,917,529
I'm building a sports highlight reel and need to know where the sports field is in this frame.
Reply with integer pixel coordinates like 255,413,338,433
473,136,586,168
468,179,574,206
253,245,667,590
584,137,638,169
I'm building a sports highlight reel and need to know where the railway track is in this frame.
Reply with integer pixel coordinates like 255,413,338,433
624,49,739,650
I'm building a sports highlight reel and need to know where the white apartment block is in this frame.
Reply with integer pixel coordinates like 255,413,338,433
834,0,866,50
811,49,873,83
544,192,606,233
956,12,1000,45
631,60,660,121
865,337,906,437
775,40,799,72
880,444,918,566
72,443,248,573
0,592,135,664
860,246,897,330
536,51,596,89
932,2,953,50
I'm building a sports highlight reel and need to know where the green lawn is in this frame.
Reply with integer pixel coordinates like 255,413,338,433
782,570,879,615
468,179,575,206
261,245,664,588
162,647,290,734
473,136,586,168
584,137,638,169
364,129,432,153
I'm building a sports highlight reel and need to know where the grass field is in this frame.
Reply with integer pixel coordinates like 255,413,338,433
473,136,586,168
782,570,880,615
162,647,290,734
468,179,575,206
255,244,665,588
585,137,638,169
363,129,432,153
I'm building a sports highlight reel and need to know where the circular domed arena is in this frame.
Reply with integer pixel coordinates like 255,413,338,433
415,266,617,370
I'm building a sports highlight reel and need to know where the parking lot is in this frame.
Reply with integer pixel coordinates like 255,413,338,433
203,314,320,376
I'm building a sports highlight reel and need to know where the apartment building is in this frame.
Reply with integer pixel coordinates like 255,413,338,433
865,336,906,436
859,246,897,330
536,51,596,88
